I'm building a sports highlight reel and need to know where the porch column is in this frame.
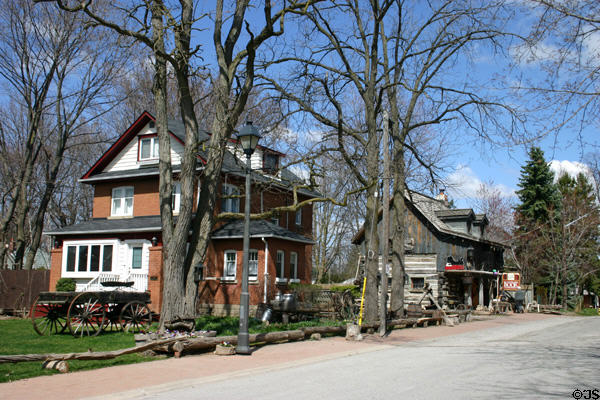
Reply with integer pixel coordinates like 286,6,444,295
462,276,473,307
478,279,484,308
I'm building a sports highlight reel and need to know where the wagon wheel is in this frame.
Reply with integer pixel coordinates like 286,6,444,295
67,292,106,337
120,301,152,333
30,296,68,336
102,303,121,332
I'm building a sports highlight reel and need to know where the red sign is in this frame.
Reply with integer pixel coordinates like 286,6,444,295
445,264,465,271
502,272,521,290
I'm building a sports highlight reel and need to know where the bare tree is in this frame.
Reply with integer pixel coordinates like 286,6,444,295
263,0,525,322
0,2,124,269
474,181,515,243
515,0,600,151
42,0,317,328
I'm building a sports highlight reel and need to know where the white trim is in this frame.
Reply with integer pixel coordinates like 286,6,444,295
111,186,134,217
249,249,258,281
138,135,159,162
172,181,181,214
290,251,298,281
61,239,118,278
276,250,285,280
224,250,237,280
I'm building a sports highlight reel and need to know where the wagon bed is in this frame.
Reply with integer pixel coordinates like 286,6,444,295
30,288,152,337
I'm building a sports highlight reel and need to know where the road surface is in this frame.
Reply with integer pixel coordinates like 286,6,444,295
127,315,600,399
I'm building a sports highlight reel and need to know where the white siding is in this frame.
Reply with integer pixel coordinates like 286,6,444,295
104,123,183,172
227,143,263,170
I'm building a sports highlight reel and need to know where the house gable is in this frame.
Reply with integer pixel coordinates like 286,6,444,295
81,112,187,179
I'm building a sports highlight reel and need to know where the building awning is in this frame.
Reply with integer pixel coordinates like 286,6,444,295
444,270,496,278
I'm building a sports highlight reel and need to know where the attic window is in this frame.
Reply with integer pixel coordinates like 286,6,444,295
263,153,279,173
139,136,159,161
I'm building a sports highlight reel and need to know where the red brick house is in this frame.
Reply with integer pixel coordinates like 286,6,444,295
46,112,316,315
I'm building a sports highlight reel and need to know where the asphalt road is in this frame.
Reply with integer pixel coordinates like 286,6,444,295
134,316,600,400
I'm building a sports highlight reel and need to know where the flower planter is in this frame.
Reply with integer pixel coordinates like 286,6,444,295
215,344,236,356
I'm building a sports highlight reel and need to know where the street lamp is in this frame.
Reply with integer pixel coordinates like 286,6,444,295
236,121,261,355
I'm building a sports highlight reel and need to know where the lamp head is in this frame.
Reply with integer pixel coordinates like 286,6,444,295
237,121,261,156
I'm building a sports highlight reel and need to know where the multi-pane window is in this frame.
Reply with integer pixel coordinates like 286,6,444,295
139,136,159,160
276,250,285,281
132,247,143,269
295,208,302,225
224,251,237,280
111,187,134,216
290,252,298,281
221,184,240,213
249,249,258,279
64,244,114,273
172,182,181,213
411,277,425,289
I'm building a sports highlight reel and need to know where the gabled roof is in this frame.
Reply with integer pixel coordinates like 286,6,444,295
82,111,285,180
435,208,475,220
351,190,507,249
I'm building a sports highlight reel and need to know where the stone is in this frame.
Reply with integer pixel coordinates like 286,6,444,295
310,333,322,341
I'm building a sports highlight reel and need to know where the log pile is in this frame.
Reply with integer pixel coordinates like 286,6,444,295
0,313,472,369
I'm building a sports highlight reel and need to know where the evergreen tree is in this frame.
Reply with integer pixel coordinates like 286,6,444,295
515,147,560,224
513,147,559,285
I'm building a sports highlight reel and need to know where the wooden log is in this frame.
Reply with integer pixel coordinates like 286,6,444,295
0,337,181,364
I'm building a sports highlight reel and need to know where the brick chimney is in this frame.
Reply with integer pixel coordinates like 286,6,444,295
435,188,449,207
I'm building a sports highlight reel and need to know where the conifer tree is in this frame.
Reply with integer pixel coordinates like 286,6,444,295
515,147,560,224
513,147,559,286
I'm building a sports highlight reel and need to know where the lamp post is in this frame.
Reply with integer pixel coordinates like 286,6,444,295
236,121,261,355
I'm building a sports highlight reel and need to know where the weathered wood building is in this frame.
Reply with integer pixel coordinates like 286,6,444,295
352,190,507,309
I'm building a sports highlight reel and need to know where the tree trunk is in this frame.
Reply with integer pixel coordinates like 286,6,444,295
390,150,406,317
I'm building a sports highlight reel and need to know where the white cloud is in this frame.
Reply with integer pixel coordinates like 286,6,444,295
549,159,592,181
445,165,515,202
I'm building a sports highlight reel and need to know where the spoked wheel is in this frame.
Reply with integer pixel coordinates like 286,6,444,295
67,292,106,337
30,296,68,336
120,301,152,333
102,303,121,332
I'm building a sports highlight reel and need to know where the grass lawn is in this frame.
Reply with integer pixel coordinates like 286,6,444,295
0,318,160,383
1,316,341,383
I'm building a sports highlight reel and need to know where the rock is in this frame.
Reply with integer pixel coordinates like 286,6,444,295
310,333,322,341
345,323,360,340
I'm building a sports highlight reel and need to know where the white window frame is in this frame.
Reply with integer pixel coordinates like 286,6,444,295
61,240,117,278
223,250,237,281
276,250,286,283
289,252,299,282
221,184,240,213
172,182,181,214
111,186,134,217
139,135,159,162
295,208,302,226
249,249,258,281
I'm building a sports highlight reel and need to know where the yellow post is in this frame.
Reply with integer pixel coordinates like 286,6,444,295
358,276,367,327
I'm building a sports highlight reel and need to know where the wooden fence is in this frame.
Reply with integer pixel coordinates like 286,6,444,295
0,270,49,315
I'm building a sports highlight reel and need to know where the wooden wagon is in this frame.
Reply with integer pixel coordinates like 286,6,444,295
269,289,357,323
29,283,152,337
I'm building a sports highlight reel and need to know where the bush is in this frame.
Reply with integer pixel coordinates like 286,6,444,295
55,278,76,292
329,285,361,298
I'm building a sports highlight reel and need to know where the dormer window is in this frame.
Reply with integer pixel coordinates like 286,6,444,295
139,135,159,161
111,186,133,216
263,153,279,174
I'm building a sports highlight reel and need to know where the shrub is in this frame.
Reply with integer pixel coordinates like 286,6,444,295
55,278,76,292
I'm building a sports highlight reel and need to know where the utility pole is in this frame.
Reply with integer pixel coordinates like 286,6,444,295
379,111,390,336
